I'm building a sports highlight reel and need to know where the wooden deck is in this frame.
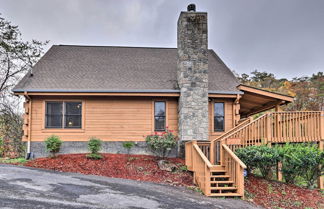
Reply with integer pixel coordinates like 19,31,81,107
185,111,324,197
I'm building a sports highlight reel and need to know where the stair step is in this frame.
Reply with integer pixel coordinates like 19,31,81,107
210,180,234,184
211,187,237,190
211,170,226,173
210,166,226,171
209,193,242,197
211,175,230,178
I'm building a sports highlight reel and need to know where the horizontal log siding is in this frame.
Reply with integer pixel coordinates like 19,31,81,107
209,99,235,140
28,96,178,142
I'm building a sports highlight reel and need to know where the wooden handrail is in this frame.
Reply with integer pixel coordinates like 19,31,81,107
217,113,268,142
215,111,323,149
222,144,246,169
212,117,252,142
193,144,213,168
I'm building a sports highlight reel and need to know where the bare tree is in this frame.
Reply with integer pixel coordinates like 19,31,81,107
0,14,48,157
0,15,47,96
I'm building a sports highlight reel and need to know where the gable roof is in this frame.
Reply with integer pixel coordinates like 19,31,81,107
13,45,241,94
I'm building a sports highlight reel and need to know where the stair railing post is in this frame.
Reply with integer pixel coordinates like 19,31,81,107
237,163,244,197
204,164,211,196
220,140,225,166
192,141,197,184
210,141,215,164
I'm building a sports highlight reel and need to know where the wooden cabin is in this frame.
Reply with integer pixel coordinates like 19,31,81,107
13,4,323,197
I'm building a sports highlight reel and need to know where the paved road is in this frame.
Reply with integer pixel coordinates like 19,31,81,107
0,164,260,209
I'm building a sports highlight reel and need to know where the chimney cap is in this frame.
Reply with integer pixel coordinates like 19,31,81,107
187,4,196,12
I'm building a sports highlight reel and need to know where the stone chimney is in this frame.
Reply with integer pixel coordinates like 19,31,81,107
177,4,209,141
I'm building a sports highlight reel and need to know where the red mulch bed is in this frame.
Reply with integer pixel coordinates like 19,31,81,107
24,153,194,187
245,175,324,209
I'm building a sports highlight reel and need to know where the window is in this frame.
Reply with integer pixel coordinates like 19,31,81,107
45,101,82,129
64,102,82,128
154,101,166,131
45,102,63,128
214,102,225,132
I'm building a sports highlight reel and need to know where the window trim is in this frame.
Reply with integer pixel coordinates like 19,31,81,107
214,102,225,132
42,100,85,133
152,99,168,132
154,101,166,132
45,101,63,129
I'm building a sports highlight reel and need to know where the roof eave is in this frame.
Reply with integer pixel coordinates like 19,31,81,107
13,89,243,96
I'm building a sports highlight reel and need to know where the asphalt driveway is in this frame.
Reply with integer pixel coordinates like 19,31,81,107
0,164,260,209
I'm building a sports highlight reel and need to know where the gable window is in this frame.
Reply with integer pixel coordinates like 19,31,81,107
214,102,225,132
45,101,82,129
154,101,166,131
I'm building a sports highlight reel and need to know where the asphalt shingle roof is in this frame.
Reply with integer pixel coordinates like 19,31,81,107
13,45,240,94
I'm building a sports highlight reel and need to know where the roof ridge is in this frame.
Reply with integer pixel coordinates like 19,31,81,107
57,45,177,49
56,45,217,51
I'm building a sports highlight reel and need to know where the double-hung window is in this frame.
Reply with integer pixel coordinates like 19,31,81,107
45,101,82,129
214,102,225,132
154,101,166,131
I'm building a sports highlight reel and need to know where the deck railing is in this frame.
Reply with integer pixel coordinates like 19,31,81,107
214,111,323,148
185,111,324,197
221,144,246,196
270,112,323,143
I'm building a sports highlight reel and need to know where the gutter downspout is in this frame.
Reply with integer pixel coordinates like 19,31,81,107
24,91,32,159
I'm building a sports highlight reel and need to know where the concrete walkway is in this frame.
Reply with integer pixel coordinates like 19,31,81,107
0,164,260,209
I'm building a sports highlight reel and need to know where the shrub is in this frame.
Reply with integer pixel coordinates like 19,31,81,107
44,135,62,158
235,146,259,174
0,137,3,157
123,142,135,155
235,145,279,179
87,137,103,159
276,143,324,187
145,128,177,159
86,153,102,160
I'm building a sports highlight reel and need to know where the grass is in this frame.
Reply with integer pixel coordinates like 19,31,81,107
187,186,203,194
0,157,27,164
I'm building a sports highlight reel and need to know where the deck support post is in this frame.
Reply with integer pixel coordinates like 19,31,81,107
277,162,283,181
318,140,323,189
319,113,324,189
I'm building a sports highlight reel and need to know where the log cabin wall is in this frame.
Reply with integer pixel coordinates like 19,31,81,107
25,96,178,142
24,96,235,142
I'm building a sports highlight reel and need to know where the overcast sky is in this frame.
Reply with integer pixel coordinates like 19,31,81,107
1,0,323,79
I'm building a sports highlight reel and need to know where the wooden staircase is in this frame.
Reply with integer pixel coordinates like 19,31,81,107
185,111,324,197
209,166,241,197
185,141,246,197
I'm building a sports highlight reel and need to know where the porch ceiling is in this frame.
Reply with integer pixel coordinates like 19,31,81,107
238,84,294,117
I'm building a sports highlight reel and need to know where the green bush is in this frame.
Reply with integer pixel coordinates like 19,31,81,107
123,142,135,155
145,129,177,158
44,135,62,158
86,153,103,160
0,137,4,157
276,143,324,187
235,145,279,179
235,146,259,174
87,137,103,159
